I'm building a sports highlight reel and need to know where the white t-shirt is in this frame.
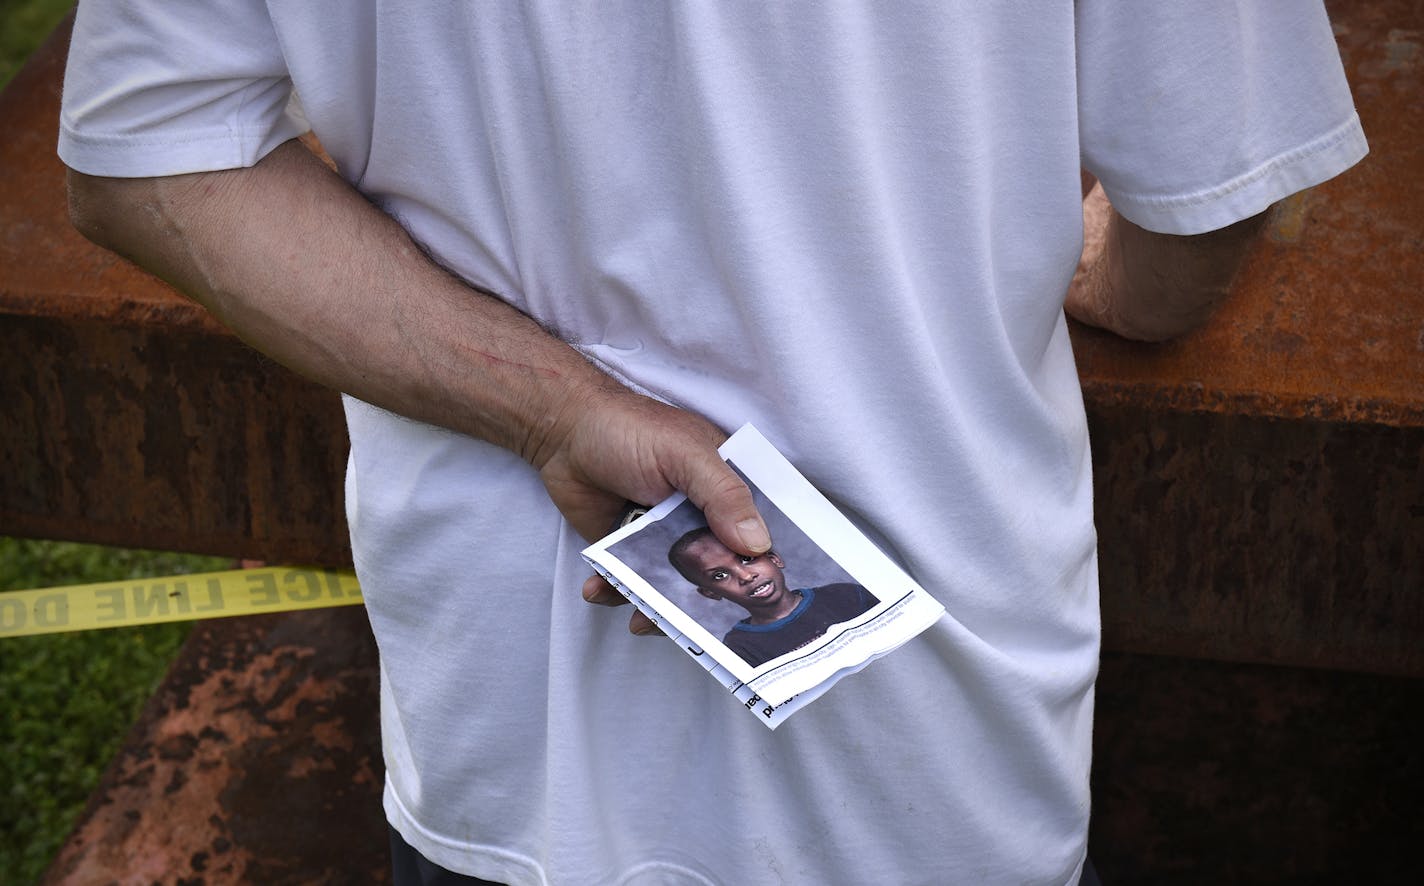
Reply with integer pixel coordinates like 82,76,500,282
60,3,1365,883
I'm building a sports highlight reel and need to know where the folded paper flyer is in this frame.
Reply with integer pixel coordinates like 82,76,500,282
582,424,944,728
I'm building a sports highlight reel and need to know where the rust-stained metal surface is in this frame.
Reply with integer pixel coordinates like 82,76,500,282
0,17,352,566
1093,407,1422,678
1079,0,1424,677
2,312,352,565
39,608,389,885
0,17,225,333
37,622,1423,884
1091,652,1424,885
1071,0,1424,428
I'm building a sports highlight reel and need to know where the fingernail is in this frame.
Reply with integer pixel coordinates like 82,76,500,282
737,518,770,552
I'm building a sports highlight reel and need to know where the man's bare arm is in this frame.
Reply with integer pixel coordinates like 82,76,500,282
1067,175,1269,341
67,139,769,628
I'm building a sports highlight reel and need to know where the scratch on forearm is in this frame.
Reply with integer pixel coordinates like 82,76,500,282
456,342,563,379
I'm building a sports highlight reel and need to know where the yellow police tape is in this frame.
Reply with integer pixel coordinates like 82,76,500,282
0,567,363,638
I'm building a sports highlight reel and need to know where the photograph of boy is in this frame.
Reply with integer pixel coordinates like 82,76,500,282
669,526,878,668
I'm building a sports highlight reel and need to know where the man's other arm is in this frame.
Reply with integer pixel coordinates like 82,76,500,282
1067,173,1269,342
66,139,771,627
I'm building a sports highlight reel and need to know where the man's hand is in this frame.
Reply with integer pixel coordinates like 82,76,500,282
530,385,770,635
66,138,768,635
1067,174,1269,342
532,387,766,550
532,384,774,635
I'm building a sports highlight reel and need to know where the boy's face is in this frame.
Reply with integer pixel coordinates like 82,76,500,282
676,536,792,613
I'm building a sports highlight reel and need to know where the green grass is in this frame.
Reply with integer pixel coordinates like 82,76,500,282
0,0,73,88
0,539,230,886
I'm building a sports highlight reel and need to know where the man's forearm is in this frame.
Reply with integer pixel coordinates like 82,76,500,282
1067,180,1268,342
67,139,608,466
67,138,771,574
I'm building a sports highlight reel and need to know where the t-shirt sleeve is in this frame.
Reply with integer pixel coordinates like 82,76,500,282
1076,0,1368,235
58,0,306,178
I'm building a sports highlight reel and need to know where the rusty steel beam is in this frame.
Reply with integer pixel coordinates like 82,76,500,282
41,622,1424,884
1089,652,1424,884
39,608,388,884
1,311,351,566
1068,0,1424,677
1090,407,1421,677
0,18,351,566
1,7,1420,666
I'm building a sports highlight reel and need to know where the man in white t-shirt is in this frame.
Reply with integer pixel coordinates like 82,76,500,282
58,2,1365,883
